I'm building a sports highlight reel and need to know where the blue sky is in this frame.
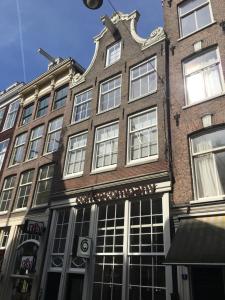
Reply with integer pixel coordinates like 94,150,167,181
0,0,163,91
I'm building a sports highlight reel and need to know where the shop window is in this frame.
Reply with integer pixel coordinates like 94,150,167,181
21,103,34,126
27,125,44,160
72,89,92,123
44,116,63,154
34,164,54,206
129,57,157,101
53,85,68,110
191,128,225,200
184,48,224,105
98,75,121,113
0,176,16,212
10,132,27,166
0,139,9,170
179,0,213,37
15,170,34,209
36,95,49,118
106,41,121,67
93,122,119,171
64,133,87,178
127,108,158,164
2,100,20,131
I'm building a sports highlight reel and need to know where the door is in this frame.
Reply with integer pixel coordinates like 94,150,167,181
191,267,225,300
65,274,84,300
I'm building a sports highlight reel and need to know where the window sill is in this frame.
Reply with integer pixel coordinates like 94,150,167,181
182,91,225,110
0,211,8,215
63,172,83,180
104,60,120,69
129,89,157,103
190,196,225,204
12,208,27,213
70,117,90,126
31,204,48,210
96,104,120,116
177,21,217,42
126,156,158,167
91,165,117,175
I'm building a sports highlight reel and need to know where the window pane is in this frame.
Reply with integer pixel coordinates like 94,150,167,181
181,13,196,37
196,5,212,28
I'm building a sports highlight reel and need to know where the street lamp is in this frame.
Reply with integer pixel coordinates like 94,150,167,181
83,0,103,9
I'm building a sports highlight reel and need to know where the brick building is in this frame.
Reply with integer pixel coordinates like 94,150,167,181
38,11,173,300
164,0,225,299
0,59,83,299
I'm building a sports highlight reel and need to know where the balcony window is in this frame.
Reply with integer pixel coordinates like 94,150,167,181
184,48,224,105
64,133,87,177
0,176,16,212
179,0,213,37
72,89,92,123
15,170,34,209
191,128,225,200
99,76,121,113
36,95,49,118
21,103,34,125
2,100,20,131
53,85,68,110
130,58,157,101
128,109,158,164
10,132,27,166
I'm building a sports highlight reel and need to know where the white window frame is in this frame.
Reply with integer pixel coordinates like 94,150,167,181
178,0,213,38
127,108,158,165
36,94,49,119
98,75,121,113
183,48,225,106
10,132,27,166
0,107,5,127
53,85,68,110
190,128,225,201
26,125,44,161
129,57,157,102
72,89,92,124
15,170,34,210
0,139,9,170
105,41,121,67
34,164,54,207
92,121,119,172
44,117,63,154
0,227,10,249
21,103,34,126
64,132,87,179
0,176,16,212
2,100,20,131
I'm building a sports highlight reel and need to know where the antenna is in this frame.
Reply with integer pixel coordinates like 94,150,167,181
37,48,56,64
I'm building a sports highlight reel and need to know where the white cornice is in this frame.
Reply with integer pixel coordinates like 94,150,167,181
71,11,166,88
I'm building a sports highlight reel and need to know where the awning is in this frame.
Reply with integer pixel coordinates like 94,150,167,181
165,215,225,265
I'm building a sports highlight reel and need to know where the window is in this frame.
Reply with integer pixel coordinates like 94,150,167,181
179,0,213,37
0,176,16,212
184,49,224,105
72,89,92,123
0,227,10,249
27,125,44,160
106,41,121,67
3,100,20,131
191,128,225,200
128,109,158,164
99,76,121,113
130,57,157,101
45,117,63,154
15,170,34,209
64,133,87,177
93,122,119,171
34,164,54,206
10,132,27,165
0,139,9,170
21,103,34,126
0,108,5,126
53,85,68,110
36,95,49,118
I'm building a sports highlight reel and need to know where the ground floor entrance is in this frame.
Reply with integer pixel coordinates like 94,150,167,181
191,267,225,300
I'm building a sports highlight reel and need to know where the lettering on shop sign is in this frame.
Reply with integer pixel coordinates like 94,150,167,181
23,220,45,235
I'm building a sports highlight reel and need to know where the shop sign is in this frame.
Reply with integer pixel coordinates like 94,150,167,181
20,256,34,271
77,237,92,258
23,220,45,235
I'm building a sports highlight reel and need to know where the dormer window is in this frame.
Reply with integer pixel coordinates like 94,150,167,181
106,41,121,67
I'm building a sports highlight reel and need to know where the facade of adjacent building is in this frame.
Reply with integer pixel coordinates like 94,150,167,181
164,0,225,299
38,11,173,300
0,59,84,300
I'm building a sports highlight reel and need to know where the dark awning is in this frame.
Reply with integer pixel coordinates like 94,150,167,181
165,215,225,265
